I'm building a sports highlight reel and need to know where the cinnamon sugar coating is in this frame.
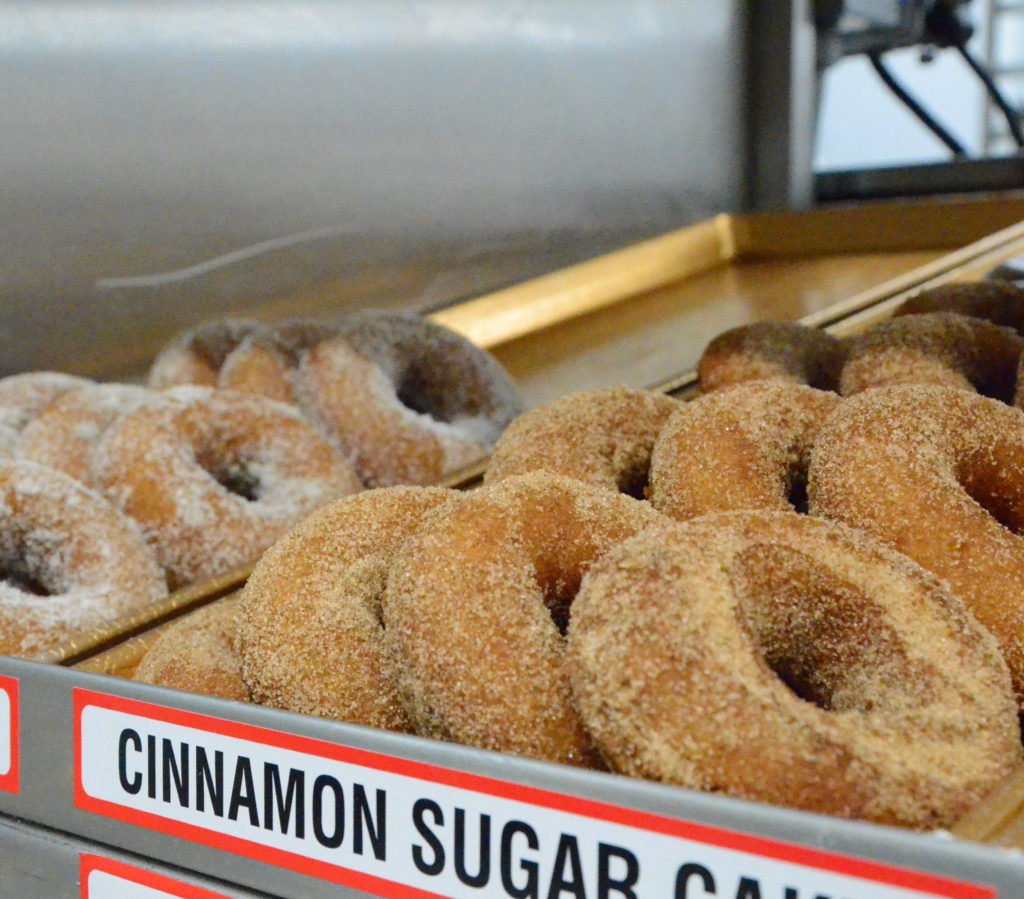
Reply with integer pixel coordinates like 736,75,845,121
297,311,523,487
0,461,167,658
697,322,846,394
840,312,1023,401
485,386,680,495
383,472,671,767
135,596,248,702
897,281,1024,333
649,382,841,521
96,386,361,588
810,384,1024,706
18,383,156,489
237,486,458,730
568,510,1021,829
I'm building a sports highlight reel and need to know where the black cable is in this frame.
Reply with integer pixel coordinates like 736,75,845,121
955,43,1024,149
867,51,967,156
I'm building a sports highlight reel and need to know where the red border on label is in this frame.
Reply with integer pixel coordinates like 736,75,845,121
0,675,19,795
80,853,231,898
73,688,995,899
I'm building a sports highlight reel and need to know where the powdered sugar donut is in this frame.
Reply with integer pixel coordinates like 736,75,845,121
297,312,524,486
96,387,362,587
0,461,167,658
0,371,93,431
148,319,266,390
18,383,155,489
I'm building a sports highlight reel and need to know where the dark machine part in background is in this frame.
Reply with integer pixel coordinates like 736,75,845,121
814,0,1024,201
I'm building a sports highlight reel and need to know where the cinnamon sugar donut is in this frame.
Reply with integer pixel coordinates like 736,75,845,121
810,384,1024,706
897,281,1024,333
96,386,362,587
0,371,93,431
383,472,670,766
0,461,167,658
297,311,523,486
18,383,155,489
135,596,248,701
148,319,266,390
568,510,1021,829
697,322,846,394
648,382,841,520
485,387,680,496
237,486,458,730
839,312,1023,401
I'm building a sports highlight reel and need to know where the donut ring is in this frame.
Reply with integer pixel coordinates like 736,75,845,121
568,510,1022,829
217,319,343,403
0,371,93,431
148,319,266,390
135,596,248,702
297,311,524,486
0,461,167,658
897,281,1024,334
485,386,680,496
96,386,362,587
839,312,1023,401
809,384,1024,706
237,486,458,730
18,383,155,489
648,382,841,520
383,472,670,766
697,322,846,394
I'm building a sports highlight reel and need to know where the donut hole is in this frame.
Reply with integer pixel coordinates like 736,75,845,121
786,468,810,515
959,456,1024,535
730,544,920,713
0,559,50,596
394,359,471,425
616,465,651,502
210,464,262,502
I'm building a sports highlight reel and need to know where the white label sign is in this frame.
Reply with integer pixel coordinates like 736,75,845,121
80,854,231,898
74,690,995,899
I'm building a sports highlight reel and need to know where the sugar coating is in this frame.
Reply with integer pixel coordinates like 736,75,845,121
649,382,841,521
95,386,362,588
382,472,672,767
485,386,681,494
147,318,265,390
809,384,1024,707
567,510,1022,829
0,460,167,658
18,383,156,489
296,311,524,487
237,486,459,729
135,596,248,701
840,312,1023,401
898,281,1024,333
0,371,93,431
697,322,846,394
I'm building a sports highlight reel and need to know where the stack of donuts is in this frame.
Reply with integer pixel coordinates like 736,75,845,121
0,310,522,658
136,279,1024,831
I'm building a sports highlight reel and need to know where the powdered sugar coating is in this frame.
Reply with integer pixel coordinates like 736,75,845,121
0,460,167,658
18,382,156,489
96,386,362,587
568,510,1021,829
135,596,248,701
0,371,93,431
840,312,1023,401
382,472,671,766
148,319,266,390
809,384,1024,707
485,386,680,495
649,382,841,520
698,322,846,394
297,311,524,486
238,486,459,729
